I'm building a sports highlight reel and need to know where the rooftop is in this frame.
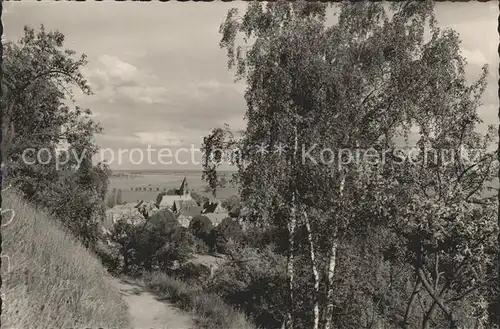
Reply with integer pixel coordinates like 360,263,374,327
159,194,192,208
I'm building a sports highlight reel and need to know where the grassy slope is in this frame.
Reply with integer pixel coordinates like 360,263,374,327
1,191,131,329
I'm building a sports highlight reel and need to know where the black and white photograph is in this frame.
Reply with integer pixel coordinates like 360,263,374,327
0,1,499,329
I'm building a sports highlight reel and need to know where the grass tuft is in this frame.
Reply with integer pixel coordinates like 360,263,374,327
143,271,257,329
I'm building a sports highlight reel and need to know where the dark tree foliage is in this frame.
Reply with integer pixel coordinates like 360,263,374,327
189,215,213,245
2,26,110,247
209,218,244,254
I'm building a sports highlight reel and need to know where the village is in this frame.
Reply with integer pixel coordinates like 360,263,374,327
103,175,235,233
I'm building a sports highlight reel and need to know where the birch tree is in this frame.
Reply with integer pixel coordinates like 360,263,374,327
206,1,494,328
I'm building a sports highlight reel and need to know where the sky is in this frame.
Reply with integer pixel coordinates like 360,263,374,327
3,1,499,170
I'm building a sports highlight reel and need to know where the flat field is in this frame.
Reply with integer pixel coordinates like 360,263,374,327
108,171,239,203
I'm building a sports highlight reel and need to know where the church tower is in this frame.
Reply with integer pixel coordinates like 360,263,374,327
178,173,189,198
184,173,189,197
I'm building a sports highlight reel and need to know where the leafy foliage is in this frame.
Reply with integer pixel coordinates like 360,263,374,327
206,244,288,329
209,217,244,254
2,26,109,247
107,211,196,275
201,2,499,329
189,215,214,244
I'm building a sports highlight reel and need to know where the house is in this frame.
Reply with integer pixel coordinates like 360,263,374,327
172,199,199,214
201,201,227,215
104,202,146,230
175,200,203,228
134,200,159,219
200,200,229,226
158,175,193,209
204,213,229,227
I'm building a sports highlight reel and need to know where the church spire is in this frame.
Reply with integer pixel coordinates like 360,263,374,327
178,173,188,196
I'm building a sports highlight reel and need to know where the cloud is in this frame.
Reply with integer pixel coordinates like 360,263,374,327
82,54,170,105
134,131,186,147
6,2,496,169
95,134,145,153
461,48,488,66
116,85,169,104
98,55,139,83
83,55,242,108
84,55,144,90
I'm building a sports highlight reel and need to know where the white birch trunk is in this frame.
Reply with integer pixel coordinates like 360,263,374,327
323,175,344,329
285,121,300,329
286,201,296,329
323,233,338,329
304,210,320,329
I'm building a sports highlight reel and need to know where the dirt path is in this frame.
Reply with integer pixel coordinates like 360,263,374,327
110,277,194,329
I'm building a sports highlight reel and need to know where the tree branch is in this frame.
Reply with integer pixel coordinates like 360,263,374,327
417,268,454,322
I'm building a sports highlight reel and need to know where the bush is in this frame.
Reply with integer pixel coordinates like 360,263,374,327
209,217,244,254
105,210,199,275
206,244,287,329
172,262,212,285
94,239,121,274
192,236,211,254
242,224,289,254
189,215,213,244
132,224,194,273
148,208,179,227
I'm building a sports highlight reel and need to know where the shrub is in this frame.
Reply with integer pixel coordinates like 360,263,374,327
94,239,121,274
209,217,244,254
206,244,286,329
148,208,179,227
105,209,201,275
192,236,211,255
189,215,213,243
222,195,241,213
173,262,212,285
143,272,256,329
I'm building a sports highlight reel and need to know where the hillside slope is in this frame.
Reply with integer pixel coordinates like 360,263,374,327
1,191,131,329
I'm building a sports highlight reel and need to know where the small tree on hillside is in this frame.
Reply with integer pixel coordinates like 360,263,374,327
210,217,244,254
3,25,111,248
189,215,213,244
